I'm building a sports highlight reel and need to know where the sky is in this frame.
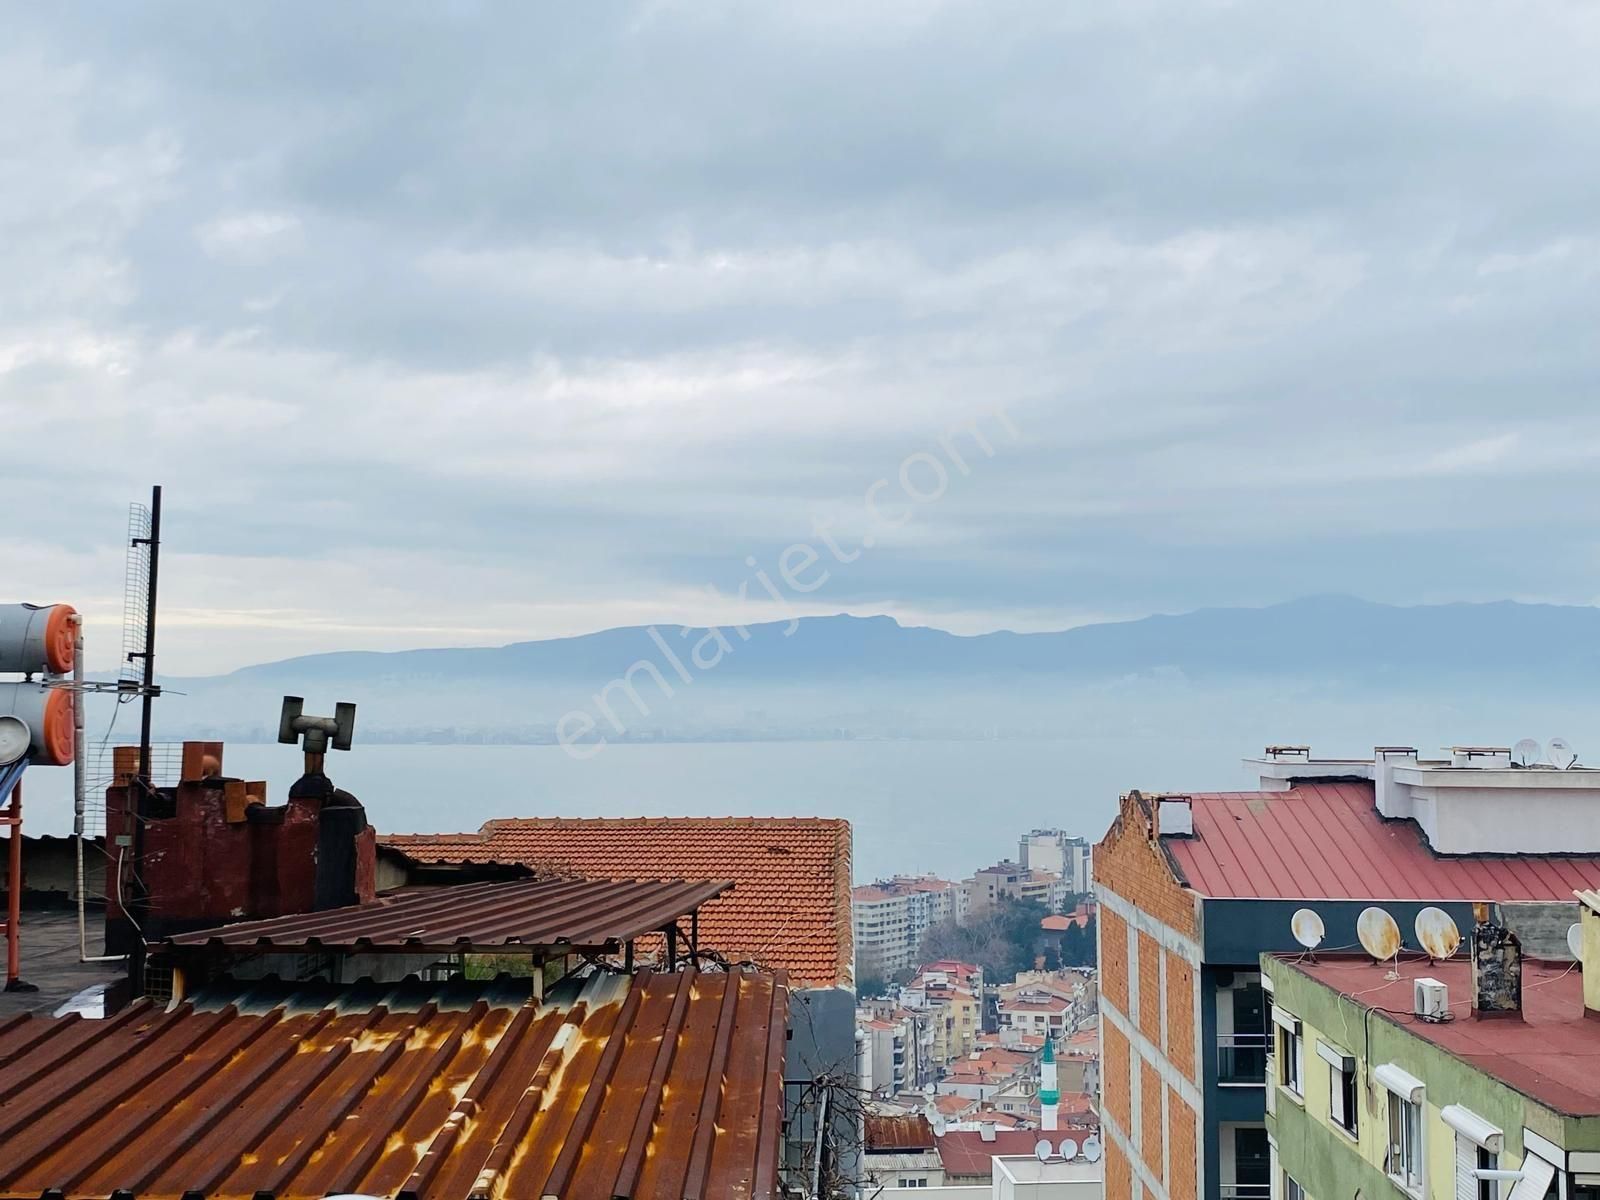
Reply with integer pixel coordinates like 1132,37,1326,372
5,2,1600,675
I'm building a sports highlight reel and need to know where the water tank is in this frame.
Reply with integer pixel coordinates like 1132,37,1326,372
0,682,74,765
0,604,77,675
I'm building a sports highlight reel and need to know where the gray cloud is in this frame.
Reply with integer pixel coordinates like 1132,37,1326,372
4,1,1600,671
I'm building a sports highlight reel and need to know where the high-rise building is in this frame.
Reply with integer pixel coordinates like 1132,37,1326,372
853,874,963,981
1021,830,1095,895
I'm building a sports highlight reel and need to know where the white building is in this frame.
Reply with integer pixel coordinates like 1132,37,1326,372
1019,830,1094,895
853,874,965,980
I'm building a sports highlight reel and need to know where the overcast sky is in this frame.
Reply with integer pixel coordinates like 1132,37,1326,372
5,2,1600,674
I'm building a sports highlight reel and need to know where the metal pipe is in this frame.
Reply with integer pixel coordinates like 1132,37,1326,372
72,615,122,964
6,777,20,987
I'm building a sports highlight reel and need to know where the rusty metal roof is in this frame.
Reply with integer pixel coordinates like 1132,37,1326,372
161,875,734,955
0,967,788,1200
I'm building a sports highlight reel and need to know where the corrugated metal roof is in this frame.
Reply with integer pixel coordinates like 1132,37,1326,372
384,817,853,987
0,967,787,1200
162,876,733,954
864,1113,936,1151
1164,781,1600,900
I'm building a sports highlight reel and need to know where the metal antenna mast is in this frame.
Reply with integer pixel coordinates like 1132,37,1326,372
131,485,162,785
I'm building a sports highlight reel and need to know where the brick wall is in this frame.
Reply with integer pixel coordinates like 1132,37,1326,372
1106,1141,1134,1200
1168,1086,1198,1200
1140,1059,1164,1185
1093,791,1199,940
1101,906,1130,1012
1138,931,1161,1043
1103,1019,1132,1133
1164,949,1196,1084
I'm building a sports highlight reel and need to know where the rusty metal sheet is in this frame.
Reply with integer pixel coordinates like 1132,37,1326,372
162,875,733,954
0,967,788,1200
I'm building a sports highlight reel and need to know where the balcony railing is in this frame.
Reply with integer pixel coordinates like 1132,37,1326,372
1217,1033,1268,1085
1220,1184,1271,1200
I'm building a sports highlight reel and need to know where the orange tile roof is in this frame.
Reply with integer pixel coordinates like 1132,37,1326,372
384,817,852,987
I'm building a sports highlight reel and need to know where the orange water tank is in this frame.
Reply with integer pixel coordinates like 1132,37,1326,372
0,603,77,675
0,682,74,765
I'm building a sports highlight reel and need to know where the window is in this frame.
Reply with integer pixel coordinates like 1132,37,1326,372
1389,1093,1424,1193
1278,1020,1303,1096
1476,1147,1499,1200
897,1178,928,1188
1285,1174,1307,1200
1328,1056,1358,1137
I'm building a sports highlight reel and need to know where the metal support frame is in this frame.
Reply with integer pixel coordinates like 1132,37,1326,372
1,763,32,991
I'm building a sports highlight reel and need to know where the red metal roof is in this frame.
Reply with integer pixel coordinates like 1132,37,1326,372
1164,781,1600,900
0,968,787,1200
384,817,853,986
864,1113,937,1151
936,1128,1095,1178
1284,954,1600,1116
162,876,733,955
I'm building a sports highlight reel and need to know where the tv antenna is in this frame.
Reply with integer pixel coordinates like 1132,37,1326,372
1513,738,1547,767
1358,906,1403,978
1414,907,1462,962
1291,908,1326,953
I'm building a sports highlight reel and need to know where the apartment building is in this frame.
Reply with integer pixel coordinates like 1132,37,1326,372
1022,830,1096,895
972,860,1072,915
1262,901,1600,1200
903,960,985,1067
1093,744,1600,1200
853,873,964,980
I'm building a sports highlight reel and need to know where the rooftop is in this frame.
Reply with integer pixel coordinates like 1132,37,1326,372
864,1112,937,1152
0,910,124,1019
162,875,732,956
1279,953,1600,1116
384,816,852,986
1161,781,1600,900
938,1129,1094,1178
0,967,788,1199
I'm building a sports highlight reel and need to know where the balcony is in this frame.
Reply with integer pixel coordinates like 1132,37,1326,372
1217,1033,1268,1085
1220,1185,1271,1200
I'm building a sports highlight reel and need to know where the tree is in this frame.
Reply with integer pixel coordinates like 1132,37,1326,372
916,896,1053,982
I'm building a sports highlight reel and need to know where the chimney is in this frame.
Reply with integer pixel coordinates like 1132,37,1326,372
1157,796,1193,837
979,1121,996,1143
1471,902,1523,1018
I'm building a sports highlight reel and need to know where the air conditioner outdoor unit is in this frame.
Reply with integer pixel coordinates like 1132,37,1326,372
1414,977,1448,1020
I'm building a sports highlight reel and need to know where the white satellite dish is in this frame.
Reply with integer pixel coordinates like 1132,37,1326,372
1357,907,1403,962
931,1114,948,1137
1570,923,1584,961
1035,1139,1053,1162
1514,738,1547,767
1414,907,1462,961
1083,1136,1104,1163
1550,737,1579,769
0,715,28,767
1291,908,1326,951
1060,1137,1080,1161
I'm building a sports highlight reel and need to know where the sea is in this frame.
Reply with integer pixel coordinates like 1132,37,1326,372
17,736,1252,881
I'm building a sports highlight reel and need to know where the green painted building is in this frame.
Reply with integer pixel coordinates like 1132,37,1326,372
1261,932,1600,1200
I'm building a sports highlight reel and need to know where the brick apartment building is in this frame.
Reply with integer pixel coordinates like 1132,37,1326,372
1093,745,1600,1200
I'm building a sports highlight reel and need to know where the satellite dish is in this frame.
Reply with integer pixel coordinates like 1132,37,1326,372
1357,907,1402,961
1570,923,1584,961
1083,1136,1103,1163
1060,1137,1080,1161
0,716,28,767
931,1114,948,1137
1035,1139,1053,1162
1550,738,1579,769
1414,907,1462,960
1291,908,1326,951
922,1084,936,1097
1514,738,1547,767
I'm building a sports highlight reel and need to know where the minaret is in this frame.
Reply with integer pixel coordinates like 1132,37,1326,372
1040,1034,1059,1132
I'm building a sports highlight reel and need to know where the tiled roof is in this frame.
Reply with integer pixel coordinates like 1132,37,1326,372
937,1130,1061,1177
0,968,788,1199
384,817,852,987
999,995,1071,1014
1285,954,1600,1116
1164,781,1600,900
